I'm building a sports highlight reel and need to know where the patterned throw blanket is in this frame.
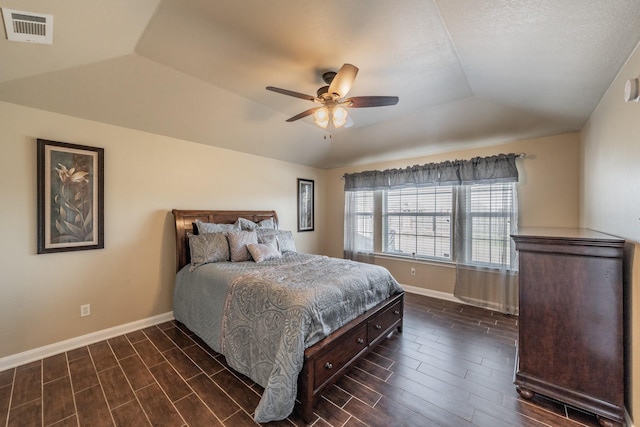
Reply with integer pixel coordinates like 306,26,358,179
220,255,403,422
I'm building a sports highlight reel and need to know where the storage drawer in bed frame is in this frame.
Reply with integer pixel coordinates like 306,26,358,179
298,292,404,423
369,299,403,345
312,323,368,389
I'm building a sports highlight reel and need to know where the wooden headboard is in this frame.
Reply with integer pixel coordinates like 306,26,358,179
172,209,279,272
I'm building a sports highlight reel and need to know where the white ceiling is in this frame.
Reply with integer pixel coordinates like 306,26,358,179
1,0,640,169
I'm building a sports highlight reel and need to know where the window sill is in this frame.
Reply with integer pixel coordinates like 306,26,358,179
371,252,456,268
367,253,515,272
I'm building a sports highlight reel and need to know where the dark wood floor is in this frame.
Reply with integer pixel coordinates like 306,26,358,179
0,293,604,426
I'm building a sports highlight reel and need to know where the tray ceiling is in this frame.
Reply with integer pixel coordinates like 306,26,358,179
1,0,639,168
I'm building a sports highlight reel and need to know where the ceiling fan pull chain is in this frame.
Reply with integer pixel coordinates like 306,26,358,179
325,119,335,139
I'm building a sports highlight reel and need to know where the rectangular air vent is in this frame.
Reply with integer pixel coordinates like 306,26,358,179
2,8,53,44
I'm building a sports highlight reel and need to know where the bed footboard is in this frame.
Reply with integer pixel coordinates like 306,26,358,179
297,292,404,423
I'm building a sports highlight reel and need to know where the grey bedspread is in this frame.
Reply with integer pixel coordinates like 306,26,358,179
173,252,403,422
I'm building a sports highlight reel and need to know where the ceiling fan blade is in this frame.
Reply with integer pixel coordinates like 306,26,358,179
344,96,399,108
266,86,316,102
328,63,359,98
286,107,320,122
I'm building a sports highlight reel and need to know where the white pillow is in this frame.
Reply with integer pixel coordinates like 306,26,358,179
247,243,281,263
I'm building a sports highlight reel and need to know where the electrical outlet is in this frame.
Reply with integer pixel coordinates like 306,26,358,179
80,304,91,317
410,268,416,276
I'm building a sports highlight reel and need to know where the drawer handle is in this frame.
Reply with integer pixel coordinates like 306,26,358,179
324,362,333,370
375,324,382,330
357,338,364,344
394,310,400,315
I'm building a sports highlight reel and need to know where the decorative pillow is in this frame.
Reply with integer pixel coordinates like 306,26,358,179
188,232,229,271
276,230,297,253
257,233,278,248
247,243,281,263
256,229,297,253
258,218,277,229
195,219,240,234
238,217,277,231
226,230,258,262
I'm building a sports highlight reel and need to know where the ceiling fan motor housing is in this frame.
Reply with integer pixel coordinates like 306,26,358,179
322,71,337,84
317,71,337,98
317,85,330,98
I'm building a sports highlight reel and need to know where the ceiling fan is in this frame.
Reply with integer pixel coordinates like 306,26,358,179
266,63,399,129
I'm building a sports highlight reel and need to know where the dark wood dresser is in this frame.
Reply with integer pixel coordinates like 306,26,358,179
511,228,625,427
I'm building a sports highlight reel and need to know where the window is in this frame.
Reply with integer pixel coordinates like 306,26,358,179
350,190,374,252
383,187,453,260
462,183,516,268
350,182,517,270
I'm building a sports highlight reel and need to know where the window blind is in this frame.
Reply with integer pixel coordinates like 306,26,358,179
383,187,453,260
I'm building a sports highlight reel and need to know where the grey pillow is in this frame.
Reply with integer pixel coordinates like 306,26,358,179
247,243,281,263
258,233,278,248
238,217,277,231
226,230,259,262
188,232,229,271
256,229,297,253
276,230,297,253
195,219,240,233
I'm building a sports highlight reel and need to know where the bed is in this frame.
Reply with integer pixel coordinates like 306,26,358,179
172,209,404,423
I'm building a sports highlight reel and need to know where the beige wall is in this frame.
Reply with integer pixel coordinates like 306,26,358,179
325,133,581,294
581,40,640,422
0,101,325,359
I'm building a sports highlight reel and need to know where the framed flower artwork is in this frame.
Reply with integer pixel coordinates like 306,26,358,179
37,139,104,253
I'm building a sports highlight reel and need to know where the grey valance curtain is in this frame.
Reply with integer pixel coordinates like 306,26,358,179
344,153,519,191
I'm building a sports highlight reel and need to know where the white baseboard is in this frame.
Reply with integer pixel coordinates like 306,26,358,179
0,312,174,371
401,284,463,303
0,288,453,371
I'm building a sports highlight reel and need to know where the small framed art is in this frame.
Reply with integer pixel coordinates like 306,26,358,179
37,139,104,253
297,178,314,232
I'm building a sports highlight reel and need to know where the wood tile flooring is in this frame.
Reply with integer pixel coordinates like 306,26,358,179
0,293,604,426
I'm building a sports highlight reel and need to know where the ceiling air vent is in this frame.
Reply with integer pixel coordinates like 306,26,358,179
1,8,53,44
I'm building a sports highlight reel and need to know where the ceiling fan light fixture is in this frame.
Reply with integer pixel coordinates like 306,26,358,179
314,107,329,128
332,106,348,128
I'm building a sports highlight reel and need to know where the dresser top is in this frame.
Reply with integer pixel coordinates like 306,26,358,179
511,227,624,244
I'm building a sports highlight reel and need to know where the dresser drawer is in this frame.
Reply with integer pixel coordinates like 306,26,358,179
313,324,367,389
368,300,403,343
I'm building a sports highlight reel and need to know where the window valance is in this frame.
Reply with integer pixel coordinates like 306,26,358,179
344,153,519,191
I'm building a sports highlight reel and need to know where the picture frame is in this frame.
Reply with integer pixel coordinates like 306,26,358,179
297,178,314,232
37,139,104,254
